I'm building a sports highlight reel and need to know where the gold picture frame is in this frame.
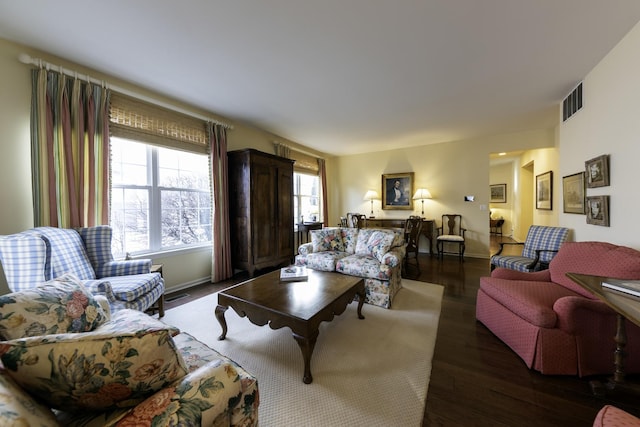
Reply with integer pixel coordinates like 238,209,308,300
382,172,414,210
536,171,553,210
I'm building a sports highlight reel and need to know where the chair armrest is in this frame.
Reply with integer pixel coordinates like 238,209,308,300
82,279,117,302
96,259,152,278
554,296,613,334
298,242,314,255
116,359,259,426
492,241,524,257
490,267,551,282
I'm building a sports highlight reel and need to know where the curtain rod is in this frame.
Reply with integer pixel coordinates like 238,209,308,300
18,53,233,130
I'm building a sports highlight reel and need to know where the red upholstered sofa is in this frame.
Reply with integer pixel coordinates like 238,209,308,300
476,241,640,376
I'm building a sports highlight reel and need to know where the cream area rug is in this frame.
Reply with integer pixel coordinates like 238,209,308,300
161,279,443,427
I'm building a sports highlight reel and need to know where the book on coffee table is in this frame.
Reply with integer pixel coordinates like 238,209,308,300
280,266,309,282
602,279,640,299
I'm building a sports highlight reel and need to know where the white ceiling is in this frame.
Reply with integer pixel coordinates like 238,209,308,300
1,1,640,156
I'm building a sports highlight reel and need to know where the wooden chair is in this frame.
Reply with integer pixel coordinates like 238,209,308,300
339,216,348,227
346,212,366,229
404,216,423,270
436,214,466,261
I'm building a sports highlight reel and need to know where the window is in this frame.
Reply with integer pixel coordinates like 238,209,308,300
294,172,320,224
110,137,211,257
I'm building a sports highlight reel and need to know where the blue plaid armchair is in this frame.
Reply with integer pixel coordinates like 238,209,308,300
0,226,164,315
490,225,570,272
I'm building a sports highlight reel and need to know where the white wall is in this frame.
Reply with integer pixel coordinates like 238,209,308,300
331,129,555,258
559,20,640,249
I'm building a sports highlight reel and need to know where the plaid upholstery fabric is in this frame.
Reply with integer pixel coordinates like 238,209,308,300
77,226,151,277
1,226,163,314
491,225,569,272
25,227,96,280
0,234,51,292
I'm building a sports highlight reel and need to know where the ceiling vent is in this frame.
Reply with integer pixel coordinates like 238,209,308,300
562,82,583,122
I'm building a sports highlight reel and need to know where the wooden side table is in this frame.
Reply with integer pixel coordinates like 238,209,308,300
149,264,165,317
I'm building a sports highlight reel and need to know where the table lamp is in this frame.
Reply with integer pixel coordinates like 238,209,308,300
363,190,380,218
412,188,432,216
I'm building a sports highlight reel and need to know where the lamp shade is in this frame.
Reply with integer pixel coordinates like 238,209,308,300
363,190,379,201
412,188,432,200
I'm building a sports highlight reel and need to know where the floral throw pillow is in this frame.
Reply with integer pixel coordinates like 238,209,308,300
0,318,188,412
0,273,108,340
311,228,345,253
356,230,396,262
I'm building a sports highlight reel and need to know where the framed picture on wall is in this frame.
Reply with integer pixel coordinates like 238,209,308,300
562,172,585,214
490,184,507,203
585,154,610,188
382,172,414,210
536,171,553,210
586,195,610,226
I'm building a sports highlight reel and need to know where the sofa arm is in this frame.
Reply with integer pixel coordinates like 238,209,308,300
490,267,551,281
115,359,259,427
380,247,405,267
554,296,614,334
298,242,314,255
96,259,152,278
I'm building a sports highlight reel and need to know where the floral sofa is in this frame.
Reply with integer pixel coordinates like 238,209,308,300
0,274,258,426
295,227,405,308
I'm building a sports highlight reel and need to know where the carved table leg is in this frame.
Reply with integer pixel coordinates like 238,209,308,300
590,313,628,396
215,305,229,340
293,329,319,384
356,289,365,320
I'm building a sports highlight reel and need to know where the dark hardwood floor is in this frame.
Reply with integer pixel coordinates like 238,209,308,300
164,235,640,427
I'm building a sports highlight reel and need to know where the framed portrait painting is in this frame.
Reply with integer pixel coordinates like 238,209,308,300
490,184,507,203
585,154,610,188
382,172,414,210
562,172,585,214
586,195,610,226
536,171,553,210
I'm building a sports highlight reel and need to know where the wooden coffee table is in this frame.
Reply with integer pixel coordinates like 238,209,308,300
215,269,365,384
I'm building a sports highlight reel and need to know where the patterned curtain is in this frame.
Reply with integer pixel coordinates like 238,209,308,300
318,158,328,226
209,123,233,282
31,69,110,228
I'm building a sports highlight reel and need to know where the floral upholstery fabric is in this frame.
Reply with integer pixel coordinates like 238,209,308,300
296,227,405,308
0,311,187,411
310,228,345,253
55,332,259,427
0,369,59,427
0,274,108,340
300,251,348,271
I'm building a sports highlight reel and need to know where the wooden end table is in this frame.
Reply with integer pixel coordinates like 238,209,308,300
215,269,365,384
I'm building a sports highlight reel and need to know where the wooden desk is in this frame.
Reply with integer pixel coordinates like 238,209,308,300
567,273,640,395
296,222,323,244
364,218,435,255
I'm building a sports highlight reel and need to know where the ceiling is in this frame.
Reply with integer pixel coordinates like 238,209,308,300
1,1,640,156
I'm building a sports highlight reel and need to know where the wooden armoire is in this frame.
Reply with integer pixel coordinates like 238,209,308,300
227,149,294,277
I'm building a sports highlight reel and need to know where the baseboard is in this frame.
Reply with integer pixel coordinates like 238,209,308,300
164,277,211,295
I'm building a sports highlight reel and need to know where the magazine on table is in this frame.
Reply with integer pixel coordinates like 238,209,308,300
601,279,640,299
280,266,309,282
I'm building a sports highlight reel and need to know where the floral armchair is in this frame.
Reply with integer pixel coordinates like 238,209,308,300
295,227,405,308
0,274,259,426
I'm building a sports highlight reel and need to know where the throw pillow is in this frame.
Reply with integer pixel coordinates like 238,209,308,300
0,273,109,340
0,369,59,427
359,230,396,262
311,228,345,253
0,313,187,412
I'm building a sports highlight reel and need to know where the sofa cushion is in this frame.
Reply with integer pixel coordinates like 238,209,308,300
0,309,187,412
479,276,582,328
304,251,348,271
311,228,345,253
0,369,60,426
340,228,359,254
0,273,109,340
336,254,393,280
355,229,396,262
